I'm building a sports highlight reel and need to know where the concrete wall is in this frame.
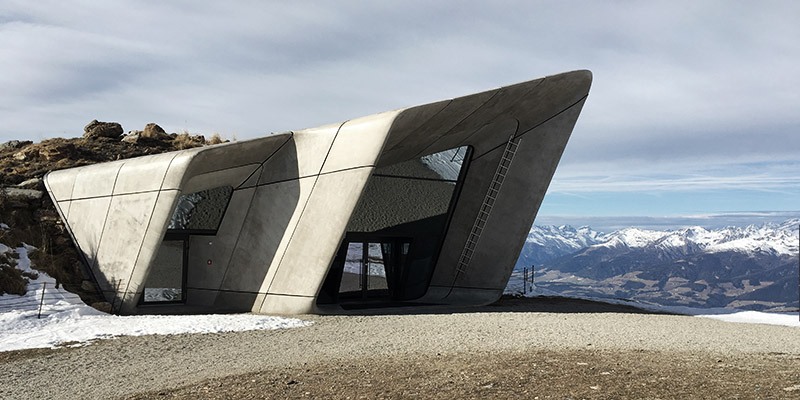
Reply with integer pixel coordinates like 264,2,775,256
45,70,592,314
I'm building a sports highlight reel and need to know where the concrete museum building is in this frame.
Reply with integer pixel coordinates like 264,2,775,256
44,70,592,315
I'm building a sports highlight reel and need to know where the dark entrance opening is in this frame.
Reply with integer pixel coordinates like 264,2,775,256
322,235,411,304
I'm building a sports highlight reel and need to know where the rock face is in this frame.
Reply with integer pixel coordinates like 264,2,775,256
141,123,167,139
83,120,123,139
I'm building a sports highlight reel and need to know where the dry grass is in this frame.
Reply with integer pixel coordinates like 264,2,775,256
172,131,202,150
206,133,223,145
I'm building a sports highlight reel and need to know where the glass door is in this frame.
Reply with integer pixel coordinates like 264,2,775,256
333,238,410,301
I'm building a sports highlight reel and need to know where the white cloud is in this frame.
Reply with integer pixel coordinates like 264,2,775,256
1,1,798,203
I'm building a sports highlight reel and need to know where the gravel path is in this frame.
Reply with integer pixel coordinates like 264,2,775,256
2,298,799,399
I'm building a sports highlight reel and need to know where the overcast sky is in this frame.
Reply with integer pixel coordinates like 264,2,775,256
2,1,798,221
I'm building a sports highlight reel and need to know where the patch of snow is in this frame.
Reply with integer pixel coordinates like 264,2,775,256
0,244,311,353
0,307,312,352
695,310,800,327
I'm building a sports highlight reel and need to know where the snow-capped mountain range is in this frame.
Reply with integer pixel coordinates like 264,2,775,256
519,219,799,263
515,219,800,312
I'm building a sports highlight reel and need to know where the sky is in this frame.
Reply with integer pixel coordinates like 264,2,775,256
1,1,798,222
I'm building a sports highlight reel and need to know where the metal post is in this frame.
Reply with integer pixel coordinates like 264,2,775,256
523,267,527,294
37,282,46,319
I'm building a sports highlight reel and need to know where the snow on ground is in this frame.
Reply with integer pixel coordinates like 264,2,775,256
0,243,311,353
693,310,800,327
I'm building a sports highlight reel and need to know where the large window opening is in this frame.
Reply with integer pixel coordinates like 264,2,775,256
337,239,411,300
141,186,232,304
318,146,471,305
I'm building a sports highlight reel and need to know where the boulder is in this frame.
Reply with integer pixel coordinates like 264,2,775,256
83,120,123,140
141,123,168,139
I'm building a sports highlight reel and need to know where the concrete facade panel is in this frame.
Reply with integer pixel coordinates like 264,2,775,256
251,177,317,298
185,134,291,178
423,117,519,161
43,169,76,201
71,162,122,199
113,153,176,195
379,100,450,162
510,70,592,136
56,200,71,220
219,177,311,294
238,166,263,189
377,89,498,166
320,111,399,173
263,167,373,303
162,151,197,190
258,127,338,185
65,197,112,281
94,191,160,298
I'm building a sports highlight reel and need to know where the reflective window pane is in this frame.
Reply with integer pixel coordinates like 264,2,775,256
367,243,388,291
339,243,363,294
168,186,233,230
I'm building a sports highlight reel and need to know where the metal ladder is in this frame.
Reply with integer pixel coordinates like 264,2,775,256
456,134,520,275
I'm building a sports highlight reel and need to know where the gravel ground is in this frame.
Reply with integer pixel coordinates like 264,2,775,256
1,297,799,399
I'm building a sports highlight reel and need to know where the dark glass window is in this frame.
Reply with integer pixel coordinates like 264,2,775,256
168,186,233,231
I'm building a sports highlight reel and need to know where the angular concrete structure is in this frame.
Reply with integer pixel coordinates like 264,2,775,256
44,70,592,315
